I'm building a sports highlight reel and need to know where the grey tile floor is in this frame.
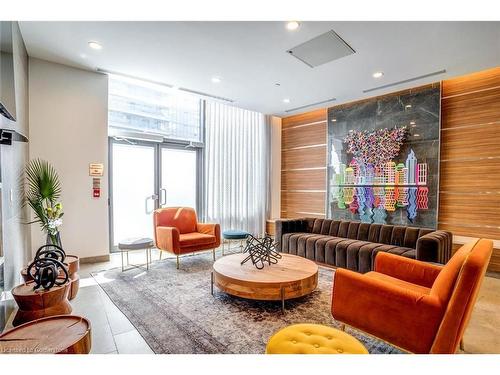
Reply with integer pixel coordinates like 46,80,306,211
74,250,161,354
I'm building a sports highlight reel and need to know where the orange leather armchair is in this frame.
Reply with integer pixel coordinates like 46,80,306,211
331,239,493,353
153,207,221,269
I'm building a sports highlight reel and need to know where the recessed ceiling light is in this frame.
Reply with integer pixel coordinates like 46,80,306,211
331,118,337,122
410,121,416,125
414,134,420,137
88,41,103,50
283,98,290,104
372,71,384,78
286,21,300,31
275,83,281,87
211,77,221,84
405,104,412,109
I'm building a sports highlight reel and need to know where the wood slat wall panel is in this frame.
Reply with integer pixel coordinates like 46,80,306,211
281,108,327,129
441,123,500,160
282,122,327,150
439,195,500,225
281,109,327,218
442,67,500,97
441,87,500,129
281,169,326,191
282,146,326,170
439,159,500,192
440,223,500,241
439,67,500,251
281,191,326,216
281,211,326,219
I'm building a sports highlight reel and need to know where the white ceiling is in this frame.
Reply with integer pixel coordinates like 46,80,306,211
19,21,500,116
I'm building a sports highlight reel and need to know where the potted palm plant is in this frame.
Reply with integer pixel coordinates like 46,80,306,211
24,159,64,247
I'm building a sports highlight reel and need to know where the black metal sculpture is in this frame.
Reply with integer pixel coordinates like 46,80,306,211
240,234,282,269
26,244,69,291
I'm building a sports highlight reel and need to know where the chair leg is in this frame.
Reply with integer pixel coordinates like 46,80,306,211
159,250,162,260
121,251,124,272
460,338,465,351
212,248,216,261
176,255,180,269
222,241,225,256
340,324,346,332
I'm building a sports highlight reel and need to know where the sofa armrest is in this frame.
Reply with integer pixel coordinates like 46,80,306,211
375,252,443,288
275,219,308,251
416,230,453,264
332,268,444,353
155,226,180,254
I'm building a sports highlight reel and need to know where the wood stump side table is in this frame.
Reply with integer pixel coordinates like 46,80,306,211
0,315,91,354
11,281,72,327
21,254,80,300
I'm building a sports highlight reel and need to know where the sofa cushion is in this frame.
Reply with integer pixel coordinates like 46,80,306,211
179,232,216,248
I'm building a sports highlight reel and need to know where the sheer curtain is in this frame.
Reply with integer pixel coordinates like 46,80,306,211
204,101,269,236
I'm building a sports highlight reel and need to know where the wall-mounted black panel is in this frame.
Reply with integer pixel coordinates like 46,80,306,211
327,85,440,228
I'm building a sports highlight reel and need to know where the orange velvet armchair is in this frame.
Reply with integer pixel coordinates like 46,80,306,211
331,239,493,353
153,207,221,269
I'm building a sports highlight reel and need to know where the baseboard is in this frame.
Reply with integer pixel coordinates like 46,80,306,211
80,254,110,264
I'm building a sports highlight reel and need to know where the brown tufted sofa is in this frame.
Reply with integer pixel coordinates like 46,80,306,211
275,218,452,273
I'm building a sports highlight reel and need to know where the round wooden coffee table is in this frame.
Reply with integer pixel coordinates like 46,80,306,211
211,253,318,312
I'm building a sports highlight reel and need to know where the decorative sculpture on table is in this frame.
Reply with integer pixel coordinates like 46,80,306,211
26,244,69,291
240,234,282,270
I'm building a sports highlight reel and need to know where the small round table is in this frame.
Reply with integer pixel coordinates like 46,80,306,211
0,315,91,354
117,237,154,272
11,281,72,327
211,253,318,313
266,324,368,354
222,229,249,255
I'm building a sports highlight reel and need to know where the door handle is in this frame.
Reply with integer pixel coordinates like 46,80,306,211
160,189,167,206
145,194,158,214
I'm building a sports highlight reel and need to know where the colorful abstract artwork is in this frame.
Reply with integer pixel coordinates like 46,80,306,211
343,127,408,167
333,126,429,223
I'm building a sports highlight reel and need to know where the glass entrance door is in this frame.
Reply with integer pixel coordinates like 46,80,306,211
110,141,156,249
160,147,197,208
109,139,199,251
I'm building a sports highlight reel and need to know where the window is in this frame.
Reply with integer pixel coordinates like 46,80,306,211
108,75,202,142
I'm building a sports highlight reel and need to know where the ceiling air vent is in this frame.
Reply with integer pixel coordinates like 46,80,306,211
285,98,336,113
363,70,447,93
287,30,355,68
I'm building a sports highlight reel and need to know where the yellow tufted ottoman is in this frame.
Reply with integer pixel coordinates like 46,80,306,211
266,323,368,354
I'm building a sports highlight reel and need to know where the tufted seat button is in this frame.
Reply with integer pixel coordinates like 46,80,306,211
337,348,343,353
313,343,320,348
291,340,297,344
327,336,332,340
305,332,311,336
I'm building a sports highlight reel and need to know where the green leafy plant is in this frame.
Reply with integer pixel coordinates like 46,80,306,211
24,159,64,245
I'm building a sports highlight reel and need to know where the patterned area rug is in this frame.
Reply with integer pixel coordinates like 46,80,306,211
92,253,403,354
